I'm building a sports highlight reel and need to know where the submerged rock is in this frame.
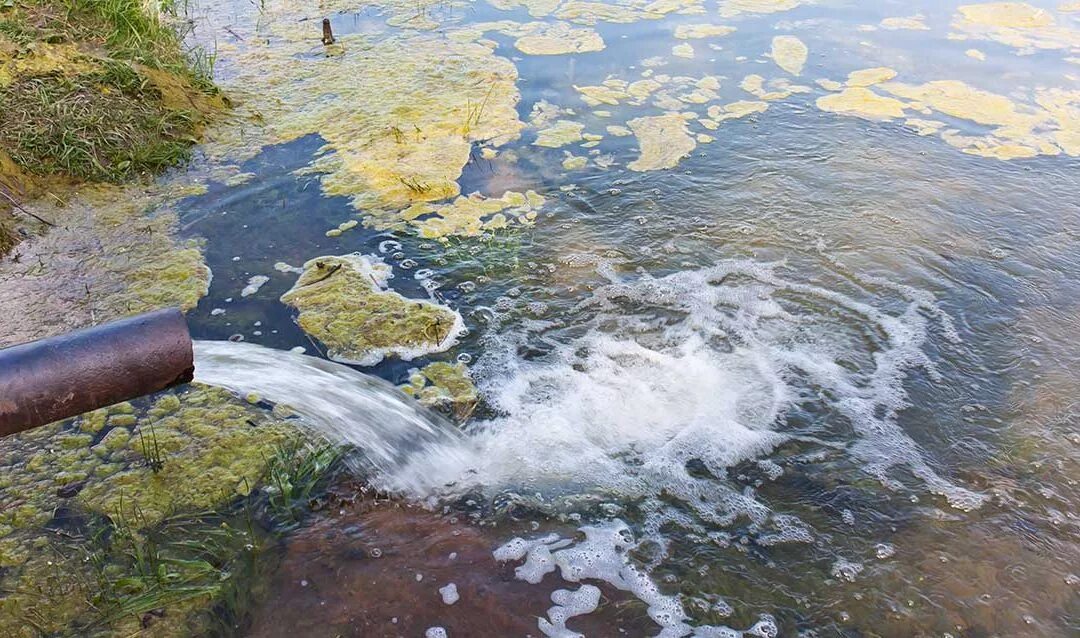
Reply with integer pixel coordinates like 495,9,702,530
400,361,479,420
280,254,464,366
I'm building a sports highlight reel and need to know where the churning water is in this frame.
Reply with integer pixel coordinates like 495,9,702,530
193,256,989,636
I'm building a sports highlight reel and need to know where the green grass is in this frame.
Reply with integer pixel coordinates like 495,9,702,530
65,0,216,88
0,66,198,182
0,0,220,183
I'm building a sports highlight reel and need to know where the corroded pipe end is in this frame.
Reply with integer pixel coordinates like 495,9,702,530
0,308,193,437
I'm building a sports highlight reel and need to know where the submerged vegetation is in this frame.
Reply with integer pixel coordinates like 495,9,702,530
0,385,348,636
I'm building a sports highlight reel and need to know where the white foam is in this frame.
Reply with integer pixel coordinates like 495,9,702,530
496,521,782,638
384,260,984,519
540,584,601,638
241,275,269,297
438,583,459,605
424,627,447,638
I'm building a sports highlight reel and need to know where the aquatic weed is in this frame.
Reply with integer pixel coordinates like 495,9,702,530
263,439,346,524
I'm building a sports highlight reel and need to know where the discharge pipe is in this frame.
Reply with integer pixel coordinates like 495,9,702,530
0,308,193,437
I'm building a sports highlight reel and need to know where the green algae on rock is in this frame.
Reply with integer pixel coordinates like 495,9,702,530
75,386,300,527
280,254,465,365
400,361,480,420
0,385,300,636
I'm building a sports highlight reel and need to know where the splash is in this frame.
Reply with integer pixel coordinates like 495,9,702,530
384,260,986,516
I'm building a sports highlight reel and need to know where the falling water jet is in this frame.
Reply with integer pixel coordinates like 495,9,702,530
192,340,467,493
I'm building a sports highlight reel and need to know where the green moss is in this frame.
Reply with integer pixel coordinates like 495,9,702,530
108,414,137,427
79,408,109,433
400,361,479,420
280,254,463,365
0,210,15,256
78,385,298,527
58,432,93,449
0,384,304,635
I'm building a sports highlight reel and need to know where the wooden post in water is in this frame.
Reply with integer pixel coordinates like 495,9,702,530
321,18,335,46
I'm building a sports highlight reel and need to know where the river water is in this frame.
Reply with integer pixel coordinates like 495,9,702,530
169,0,1080,636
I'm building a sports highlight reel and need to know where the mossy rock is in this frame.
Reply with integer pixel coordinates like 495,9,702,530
399,361,479,420
280,254,464,366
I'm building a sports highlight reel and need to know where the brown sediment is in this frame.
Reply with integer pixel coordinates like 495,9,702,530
246,500,657,637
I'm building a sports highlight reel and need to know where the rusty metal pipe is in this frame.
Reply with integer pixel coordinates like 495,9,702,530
0,308,193,437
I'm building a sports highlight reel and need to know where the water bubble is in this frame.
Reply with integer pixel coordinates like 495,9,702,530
369,547,382,558
400,259,417,269
456,353,473,364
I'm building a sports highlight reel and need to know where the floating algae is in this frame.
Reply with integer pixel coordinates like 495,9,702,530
770,35,808,75
706,100,770,122
627,113,697,171
845,66,899,87
0,185,210,347
815,69,1080,159
280,254,464,365
400,190,545,237
562,153,590,169
672,42,695,58
718,0,805,18
950,2,1080,51
550,0,703,26
674,24,737,39
880,15,931,30
214,32,523,225
534,119,587,147
740,74,811,100
487,0,562,17
512,21,606,54
816,86,910,119
457,20,605,55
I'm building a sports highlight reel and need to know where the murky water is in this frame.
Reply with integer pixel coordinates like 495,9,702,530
43,0,1080,635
